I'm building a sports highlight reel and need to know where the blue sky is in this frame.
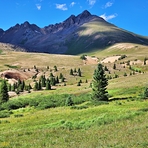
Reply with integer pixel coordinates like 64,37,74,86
0,0,148,36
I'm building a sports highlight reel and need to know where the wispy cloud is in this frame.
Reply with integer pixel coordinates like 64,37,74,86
105,1,113,8
36,4,41,10
56,4,68,11
100,13,117,21
70,2,76,7
87,0,96,7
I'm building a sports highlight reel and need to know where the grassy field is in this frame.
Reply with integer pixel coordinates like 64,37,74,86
0,99,148,148
0,42,148,147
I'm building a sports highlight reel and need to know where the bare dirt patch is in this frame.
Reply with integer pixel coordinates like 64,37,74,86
0,69,36,84
101,56,121,63
83,56,98,65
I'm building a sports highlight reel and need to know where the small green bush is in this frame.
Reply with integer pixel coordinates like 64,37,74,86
0,110,11,118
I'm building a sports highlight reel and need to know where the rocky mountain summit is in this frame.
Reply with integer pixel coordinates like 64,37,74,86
0,10,148,54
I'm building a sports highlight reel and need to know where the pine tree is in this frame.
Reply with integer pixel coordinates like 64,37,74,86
77,81,81,86
8,84,11,91
113,63,116,69
56,76,59,83
38,81,42,90
33,81,38,91
54,65,58,71
59,73,63,79
46,78,51,90
40,75,46,87
0,80,9,103
74,68,77,73
70,69,73,75
78,68,82,77
92,63,108,101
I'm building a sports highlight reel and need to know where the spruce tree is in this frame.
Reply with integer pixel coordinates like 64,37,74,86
54,65,58,71
33,81,38,91
78,68,82,77
0,80,9,103
113,63,116,69
92,63,108,101
56,76,59,83
70,69,73,75
46,78,51,90
38,81,42,90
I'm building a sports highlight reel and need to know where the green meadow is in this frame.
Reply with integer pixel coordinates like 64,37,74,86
0,43,148,147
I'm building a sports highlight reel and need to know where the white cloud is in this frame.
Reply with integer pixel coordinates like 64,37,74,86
56,4,68,11
100,13,117,21
87,0,96,7
36,4,41,10
70,2,76,7
105,2,113,8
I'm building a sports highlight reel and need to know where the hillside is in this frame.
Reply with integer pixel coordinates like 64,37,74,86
0,10,148,54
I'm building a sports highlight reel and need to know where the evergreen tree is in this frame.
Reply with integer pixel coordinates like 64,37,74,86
11,83,16,91
40,75,46,87
22,80,25,91
56,76,59,83
46,78,51,90
85,79,88,83
28,84,32,90
92,63,108,101
74,68,77,73
50,77,56,86
78,68,82,77
77,81,81,86
104,66,108,71
8,84,11,91
54,65,58,71
144,57,147,65
70,69,73,75
61,77,65,82
50,73,54,77
113,63,116,69
59,73,63,79
33,81,38,91
0,80,9,103
47,66,49,70
38,81,42,90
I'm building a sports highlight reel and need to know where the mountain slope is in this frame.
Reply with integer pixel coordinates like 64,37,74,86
0,10,148,54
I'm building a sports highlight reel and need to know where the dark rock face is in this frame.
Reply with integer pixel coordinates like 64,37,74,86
0,10,148,54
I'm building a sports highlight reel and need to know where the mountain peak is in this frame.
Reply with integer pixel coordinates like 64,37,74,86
78,10,91,19
22,21,30,28
81,10,91,16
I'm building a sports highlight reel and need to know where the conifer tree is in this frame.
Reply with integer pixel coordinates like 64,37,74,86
54,65,58,71
59,73,63,79
92,63,108,101
113,63,116,69
46,78,51,90
33,81,38,91
70,69,73,75
56,76,59,83
0,79,9,103
78,68,82,77
74,68,77,73
38,81,42,90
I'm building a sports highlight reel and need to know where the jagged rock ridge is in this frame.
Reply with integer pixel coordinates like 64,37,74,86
0,10,148,54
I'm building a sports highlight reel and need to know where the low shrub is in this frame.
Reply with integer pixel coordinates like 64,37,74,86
0,110,12,118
